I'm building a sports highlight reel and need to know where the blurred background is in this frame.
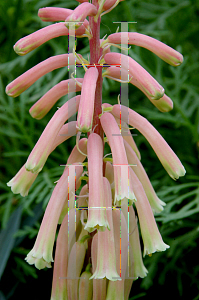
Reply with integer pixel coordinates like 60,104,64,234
0,0,199,299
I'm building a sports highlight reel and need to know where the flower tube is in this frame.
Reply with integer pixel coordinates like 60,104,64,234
128,205,148,278
111,104,186,180
106,32,183,66
51,121,78,151
67,228,89,300
91,234,107,300
29,78,83,120
77,67,99,132
113,115,141,160
124,140,166,213
7,121,79,197
84,133,110,232
14,22,87,56
7,164,38,197
100,112,136,205
66,3,97,28
50,212,69,300
25,164,83,269
104,52,164,100
129,167,169,256
78,264,93,300
6,54,79,97
106,209,128,299
26,95,80,174
103,66,173,112
90,177,120,281
38,7,73,22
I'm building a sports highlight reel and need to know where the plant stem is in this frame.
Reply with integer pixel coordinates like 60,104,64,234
89,2,103,141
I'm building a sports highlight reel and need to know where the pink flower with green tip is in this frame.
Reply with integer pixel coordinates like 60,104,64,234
77,67,99,132
100,112,136,205
105,32,183,66
25,165,83,269
84,133,110,232
111,104,186,180
25,96,80,174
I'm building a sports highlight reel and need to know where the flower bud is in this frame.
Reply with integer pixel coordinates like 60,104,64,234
84,133,109,232
6,54,76,97
129,167,169,256
25,165,83,269
100,112,136,205
77,67,99,132
84,133,110,232
90,177,120,281
111,104,186,180
14,23,87,55
66,3,97,28
104,53,164,100
38,7,72,21
78,264,93,300
50,213,69,300
107,32,183,66
124,140,166,213
26,96,80,174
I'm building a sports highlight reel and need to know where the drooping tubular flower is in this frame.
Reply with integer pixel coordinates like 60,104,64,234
6,0,186,299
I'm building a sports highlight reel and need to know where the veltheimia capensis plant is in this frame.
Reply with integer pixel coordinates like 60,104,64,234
6,0,186,299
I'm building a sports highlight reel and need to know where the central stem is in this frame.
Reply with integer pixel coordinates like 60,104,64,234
89,4,103,140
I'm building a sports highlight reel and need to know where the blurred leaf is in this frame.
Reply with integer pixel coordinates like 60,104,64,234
0,205,22,278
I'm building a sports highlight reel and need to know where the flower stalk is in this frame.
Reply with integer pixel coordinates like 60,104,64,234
6,0,186,299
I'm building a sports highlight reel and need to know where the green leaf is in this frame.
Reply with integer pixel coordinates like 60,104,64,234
0,205,22,278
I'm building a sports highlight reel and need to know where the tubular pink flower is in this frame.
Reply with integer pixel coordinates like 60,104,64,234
7,164,38,197
105,161,114,185
14,22,87,56
78,265,93,300
76,184,88,209
103,66,173,112
106,209,128,299
111,104,186,180
51,121,78,152
25,165,83,269
128,205,148,278
103,0,120,11
25,95,80,174
114,115,141,160
129,167,169,256
77,67,98,132
84,133,110,232
67,230,88,300
50,213,69,300
6,54,78,97
29,78,83,120
66,3,97,28
104,53,164,100
91,234,107,300
90,177,120,281
67,138,87,164
38,7,90,31
7,121,79,197
106,32,183,66
58,140,88,222
38,7,73,22
100,112,136,205
124,140,166,213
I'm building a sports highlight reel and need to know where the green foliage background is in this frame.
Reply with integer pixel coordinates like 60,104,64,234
0,0,199,299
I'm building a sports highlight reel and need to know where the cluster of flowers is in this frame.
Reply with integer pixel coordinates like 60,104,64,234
6,0,186,299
